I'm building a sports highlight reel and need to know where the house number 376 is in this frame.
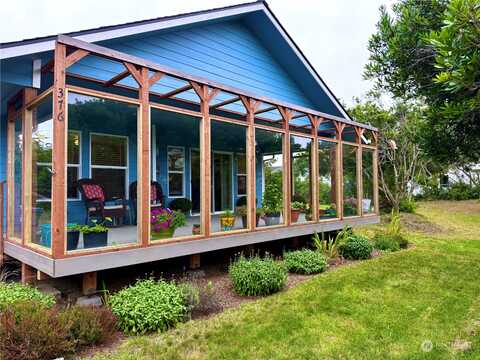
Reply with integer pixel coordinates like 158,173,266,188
57,87,65,122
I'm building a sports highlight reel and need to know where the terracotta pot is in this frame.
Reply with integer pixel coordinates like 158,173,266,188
291,209,301,223
192,224,201,235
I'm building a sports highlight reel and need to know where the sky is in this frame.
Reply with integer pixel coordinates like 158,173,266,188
0,0,395,106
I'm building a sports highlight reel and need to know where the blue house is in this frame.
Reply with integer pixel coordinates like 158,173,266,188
0,1,379,292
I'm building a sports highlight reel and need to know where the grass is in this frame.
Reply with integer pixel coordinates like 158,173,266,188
90,200,480,359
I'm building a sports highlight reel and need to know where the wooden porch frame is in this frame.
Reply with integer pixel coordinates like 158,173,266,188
2,35,380,263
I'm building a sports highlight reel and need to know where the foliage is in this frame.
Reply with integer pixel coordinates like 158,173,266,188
220,210,234,218
229,255,287,296
0,302,75,360
58,306,118,349
178,282,200,320
0,282,55,311
418,182,480,201
291,201,307,211
150,208,187,232
108,279,186,334
373,233,401,252
178,281,222,318
365,0,480,165
262,166,283,215
399,197,417,213
168,198,192,214
235,205,247,216
283,250,328,274
76,217,112,234
339,234,373,260
312,230,349,260
236,196,247,207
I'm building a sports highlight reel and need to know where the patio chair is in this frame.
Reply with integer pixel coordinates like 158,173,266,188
77,178,127,226
129,181,165,224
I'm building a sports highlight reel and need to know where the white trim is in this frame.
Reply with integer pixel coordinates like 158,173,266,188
236,153,247,197
189,147,200,215
212,151,234,214
89,132,129,199
167,146,185,198
0,3,264,60
151,124,157,181
32,59,41,88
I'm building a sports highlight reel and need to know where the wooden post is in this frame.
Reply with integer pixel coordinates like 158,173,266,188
279,107,292,226
240,97,261,231
309,115,319,222
21,263,36,284
22,88,37,247
51,42,67,258
356,128,364,216
189,254,201,269
373,147,380,215
335,123,345,219
0,181,5,266
82,272,97,295
191,83,219,237
6,103,15,241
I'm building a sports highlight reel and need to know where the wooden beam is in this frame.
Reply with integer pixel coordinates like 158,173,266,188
160,84,193,99
255,105,276,115
373,149,380,214
335,122,345,219
51,42,67,258
22,88,37,247
6,103,15,240
56,34,377,132
189,254,201,269
21,263,36,284
65,49,89,68
41,59,54,74
310,115,319,222
357,146,363,216
210,96,240,109
279,106,292,226
123,62,142,86
82,272,97,295
148,71,164,88
104,70,130,87
0,181,5,266
139,67,150,246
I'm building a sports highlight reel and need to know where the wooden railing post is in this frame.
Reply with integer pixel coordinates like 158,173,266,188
52,42,67,258
335,122,345,219
240,97,261,231
309,115,319,222
356,127,364,216
373,131,380,215
191,83,219,237
278,107,292,226
0,181,5,266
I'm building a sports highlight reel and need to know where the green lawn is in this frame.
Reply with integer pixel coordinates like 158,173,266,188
91,201,480,359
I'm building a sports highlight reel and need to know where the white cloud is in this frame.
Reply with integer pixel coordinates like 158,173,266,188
0,0,394,105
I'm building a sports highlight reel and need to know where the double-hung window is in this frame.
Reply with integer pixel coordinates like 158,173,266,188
236,154,247,196
36,130,81,201
167,147,185,197
90,134,127,200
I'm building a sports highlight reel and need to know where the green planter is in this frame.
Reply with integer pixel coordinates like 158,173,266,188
151,228,175,240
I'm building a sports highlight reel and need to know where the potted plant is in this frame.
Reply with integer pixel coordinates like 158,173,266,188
235,206,263,228
168,198,193,214
291,201,306,223
79,219,110,249
151,208,187,240
66,224,81,251
262,181,283,226
192,223,201,235
220,210,235,231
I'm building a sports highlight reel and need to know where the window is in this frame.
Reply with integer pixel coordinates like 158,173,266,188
237,154,247,196
91,134,127,200
36,131,81,201
167,147,184,197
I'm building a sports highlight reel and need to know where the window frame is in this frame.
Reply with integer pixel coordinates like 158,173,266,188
236,153,247,197
167,146,185,198
36,130,82,202
89,132,129,199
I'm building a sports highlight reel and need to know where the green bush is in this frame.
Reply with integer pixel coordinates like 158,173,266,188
399,197,417,213
58,305,117,348
0,282,55,311
417,182,480,201
339,235,373,260
0,302,75,359
109,279,186,334
283,250,328,274
229,255,287,296
373,233,400,252
168,198,192,213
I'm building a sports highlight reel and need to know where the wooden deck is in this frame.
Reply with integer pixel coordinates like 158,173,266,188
4,215,379,277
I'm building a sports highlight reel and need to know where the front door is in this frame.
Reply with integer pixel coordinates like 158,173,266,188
213,152,233,213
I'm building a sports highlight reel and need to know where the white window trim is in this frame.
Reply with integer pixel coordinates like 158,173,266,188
89,132,129,199
167,146,185,198
236,153,247,197
212,150,234,214
36,130,82,202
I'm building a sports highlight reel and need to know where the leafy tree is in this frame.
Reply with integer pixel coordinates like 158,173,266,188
365,0,480,165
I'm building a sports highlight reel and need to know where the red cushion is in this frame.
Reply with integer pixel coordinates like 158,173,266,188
82,184,105,202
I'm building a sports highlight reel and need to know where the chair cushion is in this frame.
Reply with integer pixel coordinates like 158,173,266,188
82,184,105,202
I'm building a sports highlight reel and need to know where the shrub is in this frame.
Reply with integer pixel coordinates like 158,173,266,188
339,235,373,260
0,302,75,360
0,282,55,311
229,255,287,296
58,306,117,348
178,282,200,320
399,197,417,213
283,250,327,274
168,198,192,213
109,279,186,334
372,233,400,252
